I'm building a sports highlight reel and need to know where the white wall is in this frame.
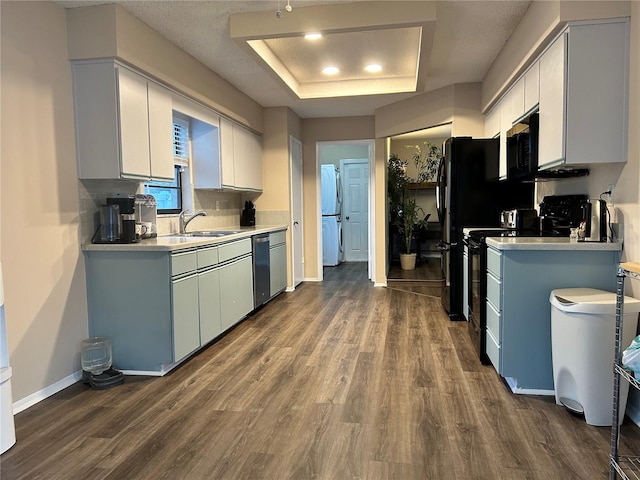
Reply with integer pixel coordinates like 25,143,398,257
1,1,89,406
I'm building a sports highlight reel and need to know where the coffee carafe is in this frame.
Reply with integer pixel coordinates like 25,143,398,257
98,204,121,243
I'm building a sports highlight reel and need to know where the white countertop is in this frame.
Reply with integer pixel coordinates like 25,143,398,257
486,236,622,251
82,225,287,252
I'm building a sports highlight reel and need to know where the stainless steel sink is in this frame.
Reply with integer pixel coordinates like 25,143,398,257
179,230,240,237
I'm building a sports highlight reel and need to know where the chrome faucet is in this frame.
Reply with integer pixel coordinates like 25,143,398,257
179,209,207,234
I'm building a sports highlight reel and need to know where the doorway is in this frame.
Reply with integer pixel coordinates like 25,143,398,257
387,125,449,287
317,140,375,281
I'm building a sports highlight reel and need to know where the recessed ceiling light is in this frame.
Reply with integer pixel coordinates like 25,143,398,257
322,66,339,75
365,64,382,73
304,33,322,40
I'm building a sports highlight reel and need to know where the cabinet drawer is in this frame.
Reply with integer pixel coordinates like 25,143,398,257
171,250,197,276
486,272,502,312
486,301,501,343
487,247,502,277
219,238,251,262
486,328,501,374
269,230,286,246
197,246,219,269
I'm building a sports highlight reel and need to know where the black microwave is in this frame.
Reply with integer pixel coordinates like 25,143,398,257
507,111,538,181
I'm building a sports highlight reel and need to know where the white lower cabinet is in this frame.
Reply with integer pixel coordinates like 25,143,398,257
171,273,201,362
198,267,222,345
219,256,254,331
269,230,287,297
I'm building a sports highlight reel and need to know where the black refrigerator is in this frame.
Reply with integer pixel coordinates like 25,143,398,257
437,137,533,320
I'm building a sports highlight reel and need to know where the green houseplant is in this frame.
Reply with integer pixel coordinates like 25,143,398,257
387,153,427,270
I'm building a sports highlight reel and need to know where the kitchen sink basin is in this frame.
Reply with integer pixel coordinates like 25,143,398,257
179,230,240,237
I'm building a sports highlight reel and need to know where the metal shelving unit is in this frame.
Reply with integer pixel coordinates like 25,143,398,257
611,262,640,480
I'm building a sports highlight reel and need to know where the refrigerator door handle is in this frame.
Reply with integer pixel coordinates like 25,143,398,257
436,156,446,226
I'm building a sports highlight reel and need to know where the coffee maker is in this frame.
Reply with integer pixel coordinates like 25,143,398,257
582,199,608,242
107,197,138,243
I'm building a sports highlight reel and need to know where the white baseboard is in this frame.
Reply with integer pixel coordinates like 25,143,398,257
304,277,322,282
13,370,83,414
374,282,387,287
505,377,554,396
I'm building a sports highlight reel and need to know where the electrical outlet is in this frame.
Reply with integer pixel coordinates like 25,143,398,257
606,184,615,203
215,200,220,211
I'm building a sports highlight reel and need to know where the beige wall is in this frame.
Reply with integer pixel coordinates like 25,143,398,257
1,1,89,403
301,116,376,280
261,107,302,288
375,83,485,139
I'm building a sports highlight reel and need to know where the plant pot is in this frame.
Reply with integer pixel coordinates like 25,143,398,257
400,253,417,270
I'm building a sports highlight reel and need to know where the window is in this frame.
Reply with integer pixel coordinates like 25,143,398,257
144,166,182,214
144,116,190,214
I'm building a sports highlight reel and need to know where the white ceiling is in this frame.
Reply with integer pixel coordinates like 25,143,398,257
56,0,531,120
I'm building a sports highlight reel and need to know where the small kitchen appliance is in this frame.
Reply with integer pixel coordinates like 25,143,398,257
581,199,608,242
241,201,256,227
107,196,137,243
134,194,158,238
501,208,538,231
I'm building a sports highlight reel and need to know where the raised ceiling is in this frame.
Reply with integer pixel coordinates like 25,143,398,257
56,0,531,119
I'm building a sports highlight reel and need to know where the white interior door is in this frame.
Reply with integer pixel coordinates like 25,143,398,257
340,159,369,262
290,136,304,287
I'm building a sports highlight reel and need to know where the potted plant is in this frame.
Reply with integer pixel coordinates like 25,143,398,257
387,153,427,270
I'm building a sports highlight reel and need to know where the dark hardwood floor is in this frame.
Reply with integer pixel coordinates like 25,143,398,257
2,262,640,479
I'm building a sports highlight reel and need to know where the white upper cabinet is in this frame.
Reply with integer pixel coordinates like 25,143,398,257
219,117,235,188
72,61,174,181
233,124,263,191
509,77,525,123
219,118,263,192
538,19,630,170
485,104,500,139
523,61,539,115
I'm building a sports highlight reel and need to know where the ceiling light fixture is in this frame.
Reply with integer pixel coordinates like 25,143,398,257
285,0,292,12
304,33,322,40
365,64,382,73
322,66,339,75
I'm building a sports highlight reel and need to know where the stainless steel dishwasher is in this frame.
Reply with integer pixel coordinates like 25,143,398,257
252,233,271,308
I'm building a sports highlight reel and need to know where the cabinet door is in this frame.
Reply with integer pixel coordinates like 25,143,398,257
117,67,152,179
219,117,235,187
198,268,222,345
147,81,175,181
498,92,513,180
219,256,254,331
233,125,263,191
270,244,287,297
510,78,525,123
485,105,500,139
171,274,200,362
564,21,629,165
538,32,567,170
524,61,539,114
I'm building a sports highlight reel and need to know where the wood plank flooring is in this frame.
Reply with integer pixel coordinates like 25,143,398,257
3,261,640,479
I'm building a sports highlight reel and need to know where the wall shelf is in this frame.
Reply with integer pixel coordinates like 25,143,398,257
408,181,436,190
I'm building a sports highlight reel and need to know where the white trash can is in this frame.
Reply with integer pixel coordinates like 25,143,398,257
550,288,640,426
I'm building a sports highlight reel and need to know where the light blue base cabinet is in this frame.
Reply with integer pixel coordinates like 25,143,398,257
486,246,619,393
84,238,254,375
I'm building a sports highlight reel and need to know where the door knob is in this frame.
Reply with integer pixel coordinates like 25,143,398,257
346,216,350,220
294,221,299,226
